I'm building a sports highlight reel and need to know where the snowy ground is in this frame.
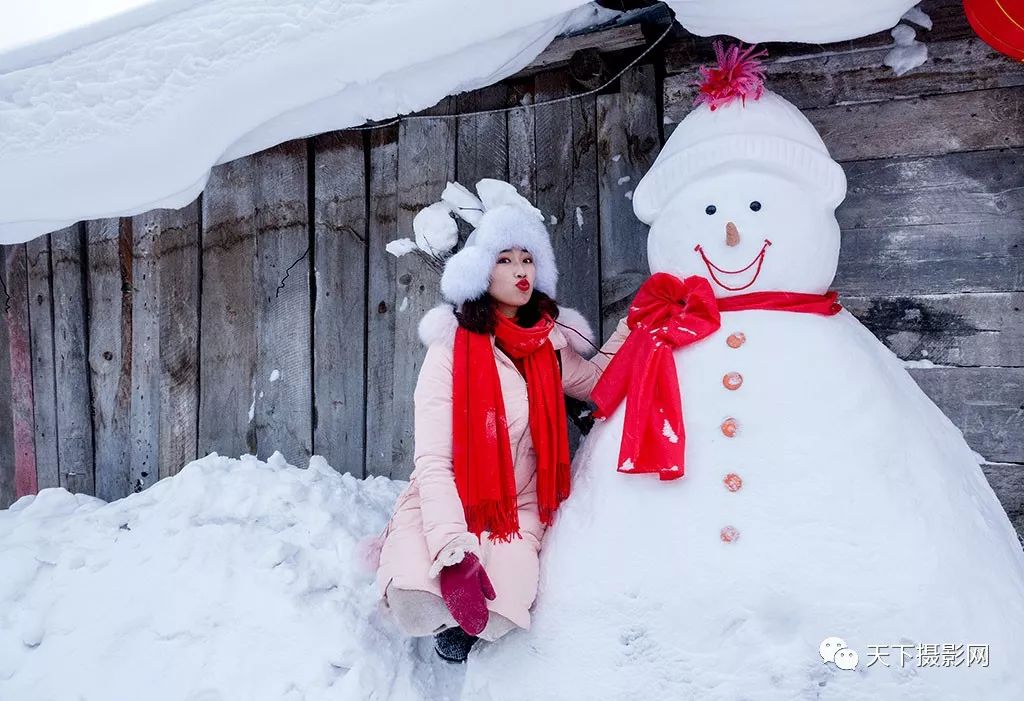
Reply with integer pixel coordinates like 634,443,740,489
0,453,466,701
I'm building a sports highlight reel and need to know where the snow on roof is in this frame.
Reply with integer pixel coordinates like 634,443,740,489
0,0,592,245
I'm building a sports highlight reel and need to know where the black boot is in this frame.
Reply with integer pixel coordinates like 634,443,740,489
433,626,479,663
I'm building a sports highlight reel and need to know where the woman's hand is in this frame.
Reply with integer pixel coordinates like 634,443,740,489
439,552,497,635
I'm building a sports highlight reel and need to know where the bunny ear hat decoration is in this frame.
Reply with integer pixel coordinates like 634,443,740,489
402,178,557,306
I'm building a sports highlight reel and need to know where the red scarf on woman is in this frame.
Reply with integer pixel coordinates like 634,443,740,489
451,310,571,543
591,273,842,480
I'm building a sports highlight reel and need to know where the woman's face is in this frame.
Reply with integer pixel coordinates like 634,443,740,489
487,247,535,316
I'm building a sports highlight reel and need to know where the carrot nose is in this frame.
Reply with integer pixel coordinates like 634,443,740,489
725,222,740,247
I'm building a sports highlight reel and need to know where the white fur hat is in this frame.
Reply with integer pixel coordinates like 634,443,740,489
439,181,558,305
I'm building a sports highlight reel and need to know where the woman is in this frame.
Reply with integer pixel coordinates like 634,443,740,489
374,203,631,662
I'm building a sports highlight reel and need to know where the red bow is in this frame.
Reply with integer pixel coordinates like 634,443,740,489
590,273,841,480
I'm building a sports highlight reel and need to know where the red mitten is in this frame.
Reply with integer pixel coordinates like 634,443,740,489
438,552,496,636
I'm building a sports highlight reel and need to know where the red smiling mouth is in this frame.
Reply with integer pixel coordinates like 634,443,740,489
694,239,773,292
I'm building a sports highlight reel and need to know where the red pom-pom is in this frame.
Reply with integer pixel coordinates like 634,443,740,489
694,41,768,111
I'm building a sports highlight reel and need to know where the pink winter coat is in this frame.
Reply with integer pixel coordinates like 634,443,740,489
375,304,631,631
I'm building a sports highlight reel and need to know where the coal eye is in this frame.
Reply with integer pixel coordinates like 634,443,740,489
749,201,762,212
705,205,717,215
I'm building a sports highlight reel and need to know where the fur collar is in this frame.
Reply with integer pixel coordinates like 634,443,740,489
418,304,597,359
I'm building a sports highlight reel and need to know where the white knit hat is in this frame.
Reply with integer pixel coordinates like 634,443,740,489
438,180,558,305
633,46,847,224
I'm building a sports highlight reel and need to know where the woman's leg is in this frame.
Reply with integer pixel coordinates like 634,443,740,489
476,611,519,642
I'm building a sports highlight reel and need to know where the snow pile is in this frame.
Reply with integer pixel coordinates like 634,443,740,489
666,0,918,43
0,0,593,245
0,452,464,701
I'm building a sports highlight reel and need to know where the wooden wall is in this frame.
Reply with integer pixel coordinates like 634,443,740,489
1,0,1022,531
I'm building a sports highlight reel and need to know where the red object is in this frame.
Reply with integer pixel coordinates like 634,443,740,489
726,332,746,348
964,0,1024,62
591,273,842,481
451,310,570,543
720,526,741,543
694,41,769,111
720,418,739,437
722,372,743,390
723,473,743,492
439,552,497,636
516,279,531,291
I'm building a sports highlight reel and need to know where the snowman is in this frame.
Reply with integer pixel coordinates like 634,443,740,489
462,45,1024,701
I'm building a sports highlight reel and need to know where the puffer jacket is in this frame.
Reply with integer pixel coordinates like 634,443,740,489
374,304,631,631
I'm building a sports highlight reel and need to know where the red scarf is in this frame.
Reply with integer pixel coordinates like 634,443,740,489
451,311,571,542
591,273,842,480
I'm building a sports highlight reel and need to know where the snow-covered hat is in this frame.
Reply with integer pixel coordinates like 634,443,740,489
633,43,847,224
438,180,557,305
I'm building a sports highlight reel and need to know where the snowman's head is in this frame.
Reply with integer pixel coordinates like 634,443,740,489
634,81,847,297
646,165,841,296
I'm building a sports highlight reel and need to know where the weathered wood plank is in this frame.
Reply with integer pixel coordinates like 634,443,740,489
0,246,15,507
313,131,367,475
25,235,59,490
517,24,647,78
2,244,37,501
507,80,537,202
534,70,601,322
457,84,509,188
85,218,131,501
366,125,400,479
665,37,1024,112
253,139,312,466
130,202,197,489
837,148,1024,231
51,224,95,495
597,64,658,342
665,86,1024,161
835,221,1024,296
153,203,200,481
844,292,1024,367
200,156,258,460
908,366,1024,464
981,462,1024,536
389,99,457,480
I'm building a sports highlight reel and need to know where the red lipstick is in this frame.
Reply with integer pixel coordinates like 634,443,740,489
516,279,531,291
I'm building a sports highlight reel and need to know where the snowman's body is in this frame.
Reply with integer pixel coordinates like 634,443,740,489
463,310,1024,700
462,85,1024,699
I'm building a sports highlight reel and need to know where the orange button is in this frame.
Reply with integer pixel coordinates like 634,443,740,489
723,372,743,390
720,525,740,543
720,417,739,437
723,473,743,492
726,332,746,348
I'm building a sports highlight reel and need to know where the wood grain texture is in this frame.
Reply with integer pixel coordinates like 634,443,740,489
982,462,1024,536
457,84,509,187
86,218,131,500
50,224,95,495
313,131,368,475
2,244,37,501
389,99,456,480
665,37,1024,112
909,366,1024,464
534,70,601,323
843,292,1024,367
507,79,538,202
365,125,400,479
597,65,658,342
152,203,200,481
252,139,312,466
0,245,14,507
25,235,59,490
200,155,259,460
